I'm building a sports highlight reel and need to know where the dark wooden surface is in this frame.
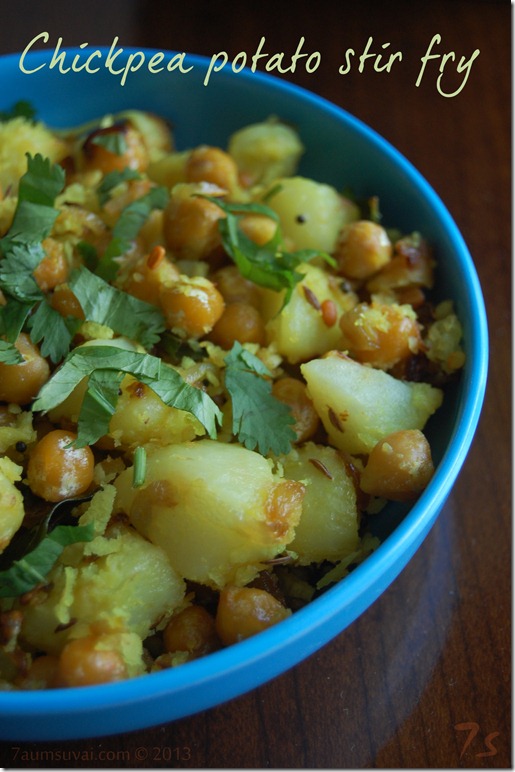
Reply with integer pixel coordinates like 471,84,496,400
0,1,510,768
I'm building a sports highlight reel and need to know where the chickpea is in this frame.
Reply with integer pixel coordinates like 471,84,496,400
211,265,261,308
238,213,278,246
360,429,435,501
185,145,239,193
26,429,94,502
119,245,180,306
209,302,266,349
394,285,426,308
162,183,225,262
335,220,392,280
160,276,225,338
101,178,153,227
33,238,70,292
366,233,435,294
215,586,291,646
264,479,305,539
163,605,219,657
339,301,422,370
17,654,60,689
81,121,149,174
0,333,50,405
50,284,85,320
271,377,320,443
57,634,127,687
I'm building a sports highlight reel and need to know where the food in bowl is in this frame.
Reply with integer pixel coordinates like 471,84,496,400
0,101,465,690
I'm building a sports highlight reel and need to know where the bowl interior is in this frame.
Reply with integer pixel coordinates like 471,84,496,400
0,48,488,740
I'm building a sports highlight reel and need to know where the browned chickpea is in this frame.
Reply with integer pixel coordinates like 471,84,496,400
264,479,305,540
216,586,291,646
339,301,422,370
81,121,149,174
271,377,320,443
33,238,70,292
26,429,94,502
50,284,85,320
211,265,261,308
209,302,266,349
163,605,219,657
360,429,435,501
160,276,225,338
0,334,50,405
185,145,239,193
119,245,180,306
335,220,392,280
57,634,127,687
162,183,225,262
366,233,435,294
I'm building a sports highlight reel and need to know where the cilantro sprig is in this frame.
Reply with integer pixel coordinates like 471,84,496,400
202,196,335,307
32,344,223,447
0,151,167,363
0,154,70,362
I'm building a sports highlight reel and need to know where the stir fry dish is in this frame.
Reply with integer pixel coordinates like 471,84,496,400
0,101,465,689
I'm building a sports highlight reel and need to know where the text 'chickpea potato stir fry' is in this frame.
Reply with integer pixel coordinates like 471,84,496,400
0,101,465,689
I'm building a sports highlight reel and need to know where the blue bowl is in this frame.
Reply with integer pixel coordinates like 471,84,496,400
0,48,488,740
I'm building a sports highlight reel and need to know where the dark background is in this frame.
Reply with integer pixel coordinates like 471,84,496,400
0,1,511,767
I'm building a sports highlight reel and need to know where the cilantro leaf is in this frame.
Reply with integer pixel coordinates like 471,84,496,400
0,339,22,364
77,368,125,444
96,185,169,280
202,196,335,308
0,299,33,343
27,300,80,363
69,266,165,349
0,522,94,598
0,241,46,301
91,131,127,156
18,153,66,209
0,300,34,363
97,168,142,207
224,342,296,456
0,154,65,251
33,344,223,446
76,240,98,270
0,154,66,361
0,100,37,123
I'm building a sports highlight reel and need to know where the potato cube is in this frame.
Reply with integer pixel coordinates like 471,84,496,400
263,176,358,253
0,457,24,553
262,262,356,364
114,439,305,589
301,353,443,455
280,443,360,564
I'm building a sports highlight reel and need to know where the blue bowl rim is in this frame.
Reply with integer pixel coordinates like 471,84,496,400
0,48,489,722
